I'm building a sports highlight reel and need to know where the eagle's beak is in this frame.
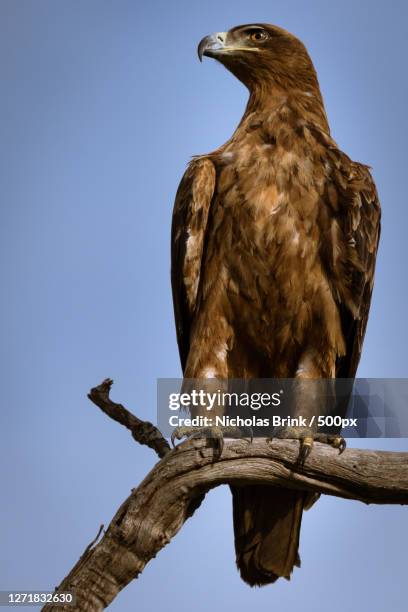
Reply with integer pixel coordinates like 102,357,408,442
197,32,228,62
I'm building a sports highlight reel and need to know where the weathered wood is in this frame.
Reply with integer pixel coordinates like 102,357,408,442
88,378,171,458
43,435,408,611
42,380,408,611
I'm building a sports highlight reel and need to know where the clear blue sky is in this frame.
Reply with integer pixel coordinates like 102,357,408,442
1,1,407,610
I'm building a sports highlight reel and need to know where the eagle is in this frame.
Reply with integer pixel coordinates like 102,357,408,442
171,23,381,586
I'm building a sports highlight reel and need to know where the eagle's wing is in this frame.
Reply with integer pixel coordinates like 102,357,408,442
319,147,381,378
171,157,216,371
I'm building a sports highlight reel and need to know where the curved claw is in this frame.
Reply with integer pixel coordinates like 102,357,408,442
337,437,347,454
299,436,313,465
171,426,190,449
213,430,224,457
247,426,254,444
327,435,347,454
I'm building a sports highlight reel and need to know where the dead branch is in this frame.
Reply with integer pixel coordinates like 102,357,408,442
88,378,170,458
43,380,408,611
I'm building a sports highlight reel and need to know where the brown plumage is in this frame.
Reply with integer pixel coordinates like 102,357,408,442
171,23,381,586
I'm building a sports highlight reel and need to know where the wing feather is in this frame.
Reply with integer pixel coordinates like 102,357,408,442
171,157,216,371
319,150,381,377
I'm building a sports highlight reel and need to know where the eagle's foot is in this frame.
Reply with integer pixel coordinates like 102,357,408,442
313,432,346,454
171,425,252,458
269,426,346,464
269,426,315,464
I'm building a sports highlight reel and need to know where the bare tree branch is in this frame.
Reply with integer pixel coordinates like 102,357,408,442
88,378,170,458
43,381,408,611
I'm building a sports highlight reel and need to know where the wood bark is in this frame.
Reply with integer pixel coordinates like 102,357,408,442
42,380,408,611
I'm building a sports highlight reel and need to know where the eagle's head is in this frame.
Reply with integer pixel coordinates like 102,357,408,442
198,24,316,92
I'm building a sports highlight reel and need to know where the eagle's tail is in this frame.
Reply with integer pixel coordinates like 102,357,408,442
231,485,305,586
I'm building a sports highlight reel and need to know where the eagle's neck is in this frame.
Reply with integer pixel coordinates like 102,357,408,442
241,77,330,135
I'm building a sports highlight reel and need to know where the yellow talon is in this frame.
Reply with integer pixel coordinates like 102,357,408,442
299,436,314,464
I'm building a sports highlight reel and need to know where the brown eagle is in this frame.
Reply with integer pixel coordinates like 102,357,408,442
171,24,381,586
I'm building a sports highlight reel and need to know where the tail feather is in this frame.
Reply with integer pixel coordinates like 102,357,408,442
231,485,305,586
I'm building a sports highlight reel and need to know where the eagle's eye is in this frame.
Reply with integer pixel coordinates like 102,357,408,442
249,30,269,42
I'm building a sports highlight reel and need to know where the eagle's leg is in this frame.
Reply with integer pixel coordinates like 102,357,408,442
171,425,252,457
173,340,254,455
269,349,345,463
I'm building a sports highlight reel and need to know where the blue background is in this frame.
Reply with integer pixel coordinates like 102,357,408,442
1,1,407,610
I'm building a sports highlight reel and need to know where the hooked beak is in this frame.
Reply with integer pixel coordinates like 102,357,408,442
197,32,228,62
